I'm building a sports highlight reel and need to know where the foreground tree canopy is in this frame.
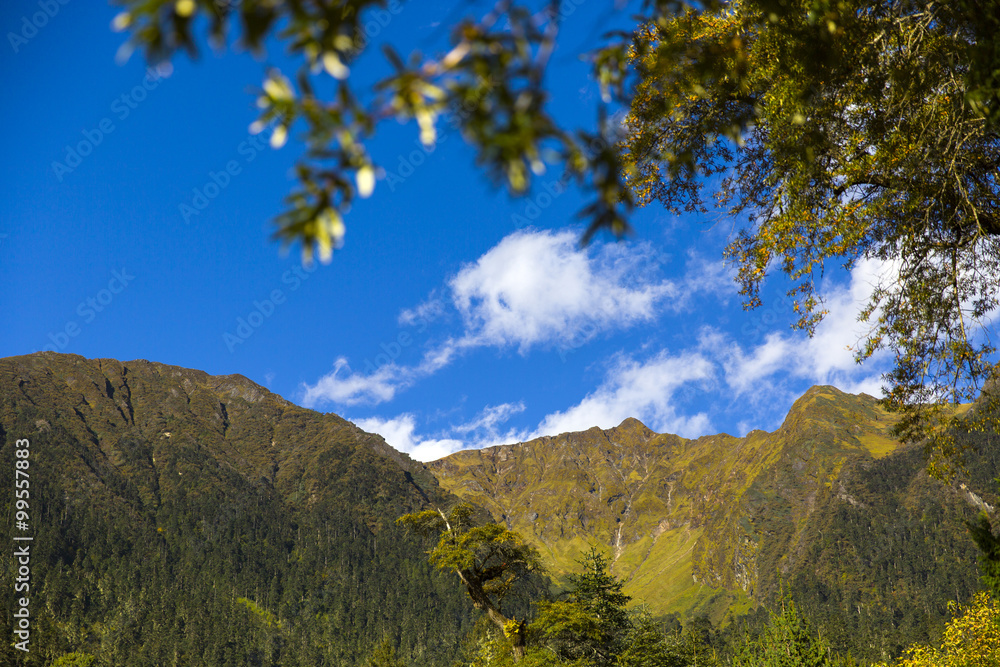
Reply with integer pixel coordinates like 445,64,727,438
398,507,719,665
115,0,999,470
397,506,900,666
621,0,1000,474
397,503,544,659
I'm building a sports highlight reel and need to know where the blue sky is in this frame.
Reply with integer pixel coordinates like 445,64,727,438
1,0,893,461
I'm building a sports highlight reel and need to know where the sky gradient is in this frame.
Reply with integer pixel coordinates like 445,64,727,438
1,0,894,461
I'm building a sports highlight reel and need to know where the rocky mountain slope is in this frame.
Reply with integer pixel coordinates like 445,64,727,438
3,352,997,664
0,352,473,667
429,386,1000,660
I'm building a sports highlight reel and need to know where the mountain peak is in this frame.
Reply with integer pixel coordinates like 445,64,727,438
428,382,919,618
778,384,891,437
612,416,652,433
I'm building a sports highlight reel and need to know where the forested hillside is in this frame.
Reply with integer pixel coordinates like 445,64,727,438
0,353,475,666
2,353,998,665
430,386,1000,661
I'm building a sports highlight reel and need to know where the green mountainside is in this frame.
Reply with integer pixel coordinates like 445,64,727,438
429,386,999,661
0,353,475,667
2,353,998,665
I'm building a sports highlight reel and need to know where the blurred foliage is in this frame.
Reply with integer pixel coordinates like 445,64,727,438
109,0,997,249
113,0,644,258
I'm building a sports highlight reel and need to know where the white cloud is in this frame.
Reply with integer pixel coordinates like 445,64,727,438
398,292,446,326
448,229,678,353
355,348,718,461
303,228,711,408
308,252,901,459
677,251,734,308
706,258,894,398
717,331,796,395
354,402,530,462
302,357,401,407
533,349,715,438
347,259,892,456
301,345,456,408
453,401,526,434
352,414,465,462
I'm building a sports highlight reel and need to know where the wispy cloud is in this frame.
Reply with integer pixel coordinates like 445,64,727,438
301,345,457,408
677,251,734,308
317,256,902,461
447,229,678,352
360,349,715,462
398,291,446,326
353,402,529,462
532,349,715,439
306,235,903,462
453,401,526,435
352,413,465,462
302,228,696,408
704,258,894,401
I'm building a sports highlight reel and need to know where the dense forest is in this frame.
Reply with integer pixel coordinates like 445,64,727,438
0,354,476,666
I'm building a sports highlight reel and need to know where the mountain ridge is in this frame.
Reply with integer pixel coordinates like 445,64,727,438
0,352,474,666
429,384,998,659
2,352,997,663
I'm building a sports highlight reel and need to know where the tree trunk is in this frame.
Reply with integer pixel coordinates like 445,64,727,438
510,619,527,661
459,570,526,662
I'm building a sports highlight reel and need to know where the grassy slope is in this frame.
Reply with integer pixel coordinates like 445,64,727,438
430,388,893,614
429,386,997,659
